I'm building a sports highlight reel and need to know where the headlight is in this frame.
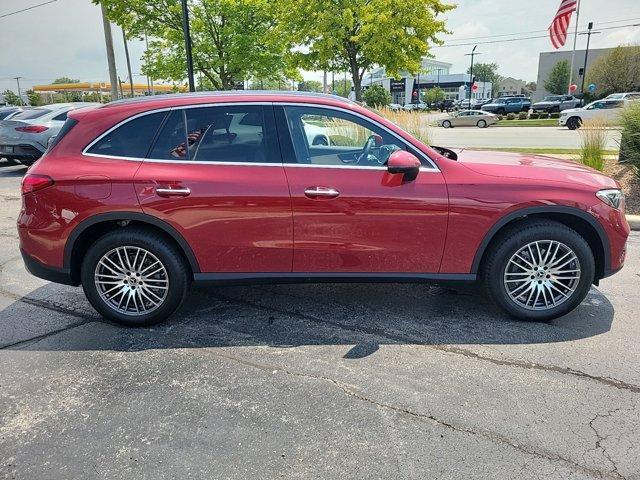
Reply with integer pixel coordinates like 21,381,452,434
596,189,624,209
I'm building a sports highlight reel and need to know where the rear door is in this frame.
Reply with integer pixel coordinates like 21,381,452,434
133,104,293,274
276,104,448,274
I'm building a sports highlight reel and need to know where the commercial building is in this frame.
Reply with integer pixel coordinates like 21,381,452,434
498,77,527,96
535,47,622,101
362,58,492,105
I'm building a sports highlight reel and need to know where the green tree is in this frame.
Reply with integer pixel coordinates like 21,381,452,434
586,46,640,97
425,86,445,105
466,62,501,97
2,89,21,105
277,0,453,101
544,59,570,95
26,90,43,106
97,0,296,90
297,80,323,93
333,77,353,98
362,84,391,108
51,77,80,84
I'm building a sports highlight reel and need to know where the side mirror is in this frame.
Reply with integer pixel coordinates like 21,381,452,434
387,150,420,182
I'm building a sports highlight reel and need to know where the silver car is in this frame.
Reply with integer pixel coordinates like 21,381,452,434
438,110,497,128
0,102,99,165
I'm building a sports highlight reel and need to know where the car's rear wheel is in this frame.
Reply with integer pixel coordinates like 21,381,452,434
477,119,487,128
566,117,582,130
81,228,190,326
481,220,594,321
442,120,452,128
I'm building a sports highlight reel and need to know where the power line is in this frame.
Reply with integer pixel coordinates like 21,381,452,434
435,22,640,48
0,0,57,19
440,16,640,43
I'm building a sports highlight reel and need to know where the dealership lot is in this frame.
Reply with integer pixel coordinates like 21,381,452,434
1,161,639,479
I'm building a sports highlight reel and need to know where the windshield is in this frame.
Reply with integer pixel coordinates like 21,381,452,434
543,96,562,102
606,94,624,100
494,99,506,104
11,108,51,120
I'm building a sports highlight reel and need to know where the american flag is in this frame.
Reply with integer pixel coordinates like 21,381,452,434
549,0,578,49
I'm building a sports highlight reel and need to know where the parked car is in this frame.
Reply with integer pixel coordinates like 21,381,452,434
532,95,581,113
0,102,100,165
434,99,455,112
455,99,477,110
0,106,26,120
18,91,628,326
559,99,627,130
438,110,497,128
388,103,403,112
604,92,640,101
402,102,428,112
481,97,528,114
473,98,493,108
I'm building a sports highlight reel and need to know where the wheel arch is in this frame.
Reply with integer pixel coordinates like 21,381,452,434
64,212,201,284
472,206,610,280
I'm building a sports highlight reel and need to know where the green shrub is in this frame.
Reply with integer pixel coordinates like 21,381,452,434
506,113,516,120
529,113,539,119
578,117,608,171
362,84,391,108
518,112,528,120
549,112,560,119
619,102,640,175
497,115,504,121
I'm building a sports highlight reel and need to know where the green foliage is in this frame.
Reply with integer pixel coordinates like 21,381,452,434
425,87,445,105
586,46,640,98
518,112,528,120
529,112,539,119
276,0,454,100
578,117,608,172
26,90,43,106
467,62,501,97
297,80,323,93
51,77,80,84
544,60,570,95
2,89,21,106
619,102,640,175
97,0,296,90
333,78,353,98
362,84,391,108
506,113,516,120
549,112,560,119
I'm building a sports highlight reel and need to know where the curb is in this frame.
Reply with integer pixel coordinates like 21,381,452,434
627,215,640,231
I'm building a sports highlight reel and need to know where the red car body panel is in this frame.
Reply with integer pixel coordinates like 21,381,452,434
17,92,629,286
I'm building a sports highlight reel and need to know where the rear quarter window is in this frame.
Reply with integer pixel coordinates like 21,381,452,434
11,108,51,120
86,111,168,158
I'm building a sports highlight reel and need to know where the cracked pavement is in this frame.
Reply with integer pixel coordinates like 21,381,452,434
0,161,639,479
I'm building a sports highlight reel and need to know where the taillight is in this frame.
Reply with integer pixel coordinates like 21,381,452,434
21,174,54,194
15,125,49,133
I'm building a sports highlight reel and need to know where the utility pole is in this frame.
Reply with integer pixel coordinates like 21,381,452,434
323,70,327,94
579,22,601,94
181,0,195,92
144,34,154,95
13,77,22,105
100,3,119,101
568,0,581,94
122,29,135,97
465,45,480,101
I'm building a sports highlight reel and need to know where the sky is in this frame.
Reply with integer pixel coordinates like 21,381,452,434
1,0,639,93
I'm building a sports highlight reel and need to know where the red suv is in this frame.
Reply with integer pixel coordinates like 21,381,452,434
17,92,629,326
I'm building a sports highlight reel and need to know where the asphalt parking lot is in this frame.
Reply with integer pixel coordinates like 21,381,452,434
1,160,639,479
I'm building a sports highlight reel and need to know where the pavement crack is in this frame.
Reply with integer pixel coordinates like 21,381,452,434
586,408,626,479
196,347,620,480
210,292,640,395
0,318,96,350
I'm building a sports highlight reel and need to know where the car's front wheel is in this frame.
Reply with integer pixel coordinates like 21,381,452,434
81,228,190,326
566,117,582,130
482,220,594,321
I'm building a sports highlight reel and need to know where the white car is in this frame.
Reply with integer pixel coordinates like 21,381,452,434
559,99,627,130
605,92,640,101
0,102,99,165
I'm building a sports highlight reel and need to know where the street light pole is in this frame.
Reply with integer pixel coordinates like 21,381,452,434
122,29,135,97
100,3,119,101
465,45,480,101
180,0,195,92
13,77,22,105
579,22,600,94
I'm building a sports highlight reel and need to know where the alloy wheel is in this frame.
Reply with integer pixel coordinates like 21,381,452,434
94,246,169,316
503,240,581,311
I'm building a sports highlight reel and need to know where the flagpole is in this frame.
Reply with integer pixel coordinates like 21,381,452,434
568,0,581,93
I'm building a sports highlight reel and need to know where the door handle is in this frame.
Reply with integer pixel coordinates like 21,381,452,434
304,186,340,199
155,186,191,197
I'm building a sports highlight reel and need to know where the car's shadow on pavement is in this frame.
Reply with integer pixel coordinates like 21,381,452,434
1,280,615,358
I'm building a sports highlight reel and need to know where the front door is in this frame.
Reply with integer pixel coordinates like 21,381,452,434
134,104,293,273
276,105,448,274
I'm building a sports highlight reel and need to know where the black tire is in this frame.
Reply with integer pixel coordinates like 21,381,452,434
566,117,582,130
81,227,190,326
481,220,595,321
477,119,487,128
442,120,452,128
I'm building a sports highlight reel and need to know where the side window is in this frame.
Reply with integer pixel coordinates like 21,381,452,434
87,111,167,158
283,106,406,167
53,111,68,121
183,106,276,163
